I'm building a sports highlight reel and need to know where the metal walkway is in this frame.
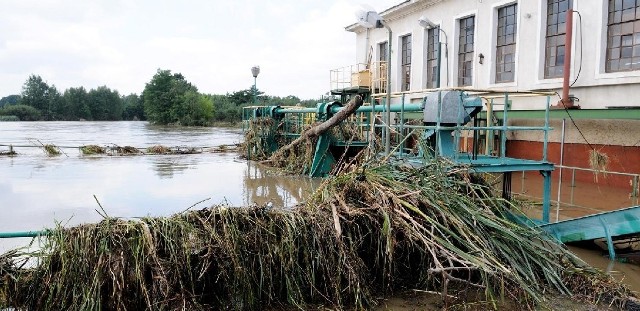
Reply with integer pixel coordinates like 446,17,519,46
539,205,640,259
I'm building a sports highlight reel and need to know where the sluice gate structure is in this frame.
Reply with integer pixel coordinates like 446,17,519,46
242,67,640,259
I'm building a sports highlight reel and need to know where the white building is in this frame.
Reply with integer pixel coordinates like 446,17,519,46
343,0,640,192
346,0,640,109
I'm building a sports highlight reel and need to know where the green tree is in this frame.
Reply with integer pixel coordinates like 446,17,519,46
0,95,20,108
0,104,42,121
88,86,123,121
47,86,64,120
20,75,50,118
122,94,145,120
228,88,264,106
143,69,197,125
176,91,213,126
64,87,91,120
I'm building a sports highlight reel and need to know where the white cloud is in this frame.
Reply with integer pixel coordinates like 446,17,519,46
0,0,401,99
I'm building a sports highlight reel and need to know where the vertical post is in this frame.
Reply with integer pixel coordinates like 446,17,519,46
436,42,442,88
543,96,550,162
632,175,639,206
381,97,387,153
400,93,405,158
384,24,393,156
556,119,566,222
251,66,260,105
542,171,551,223
500,94,509,158
600,218,617,259
570,168,576,205
486,99,494,156
435,91,443,158
253,77,257,104
370,98,376,151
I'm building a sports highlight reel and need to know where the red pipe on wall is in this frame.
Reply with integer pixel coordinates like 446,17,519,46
559,8,579,109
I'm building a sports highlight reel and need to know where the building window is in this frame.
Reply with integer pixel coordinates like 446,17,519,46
458,16,475,86
545,0,571,78
378,41,388,62
378,41,388,92
606,0,640,72
401,34,412,91
426,27,439,89
495,4,517,83
400,35,412,91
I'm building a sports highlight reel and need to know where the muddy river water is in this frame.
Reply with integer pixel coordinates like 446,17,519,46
0,121,638,295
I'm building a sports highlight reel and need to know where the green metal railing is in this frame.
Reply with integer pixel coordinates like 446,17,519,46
0,230,49,238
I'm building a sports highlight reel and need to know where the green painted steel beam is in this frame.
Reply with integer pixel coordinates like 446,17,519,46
350,103,424,113
403,108,640,120
482,108,640,120
0,230,49,238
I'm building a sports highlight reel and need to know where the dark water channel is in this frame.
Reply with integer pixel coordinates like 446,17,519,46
0,121,638,295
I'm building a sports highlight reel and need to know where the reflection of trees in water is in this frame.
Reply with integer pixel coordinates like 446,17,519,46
243,161,320,208
151,156,198,179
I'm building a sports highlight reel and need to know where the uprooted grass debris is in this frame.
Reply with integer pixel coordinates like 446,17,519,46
0,159,636,310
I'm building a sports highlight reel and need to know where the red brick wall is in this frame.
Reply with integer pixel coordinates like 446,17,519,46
506,140,640,189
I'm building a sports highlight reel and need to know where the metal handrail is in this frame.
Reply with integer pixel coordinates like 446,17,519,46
556,164,640,178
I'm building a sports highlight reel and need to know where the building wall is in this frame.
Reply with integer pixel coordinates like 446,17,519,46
348,0,640,109
506,140,640,189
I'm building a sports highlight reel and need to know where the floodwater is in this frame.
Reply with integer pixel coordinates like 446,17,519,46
0,121,321,252
1,121,639,295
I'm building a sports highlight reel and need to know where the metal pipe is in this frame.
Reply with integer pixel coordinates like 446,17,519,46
556,118,566,222
542,171,551,223
400,93,406,157
632,175,639,200
560,9,575,108
352,103,422,113
253,76,258,105
0,230,49,238
486,99,494,155
500,94,508,158
435,91,443,158
402,125,552,131
436,42,442,88
544,96,550,162
384,23,393,155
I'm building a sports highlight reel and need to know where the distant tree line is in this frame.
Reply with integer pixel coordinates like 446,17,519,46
0,70,320,125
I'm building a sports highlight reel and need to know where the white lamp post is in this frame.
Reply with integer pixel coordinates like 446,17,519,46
251,66,260,104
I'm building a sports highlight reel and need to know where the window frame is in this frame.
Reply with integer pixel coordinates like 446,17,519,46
458,16,475,86
494,3,518,84
605,0,640,73
400,34,412,91
426,27,440,89
544,0,572,79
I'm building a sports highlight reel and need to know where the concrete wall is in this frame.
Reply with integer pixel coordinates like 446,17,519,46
348,0,640,109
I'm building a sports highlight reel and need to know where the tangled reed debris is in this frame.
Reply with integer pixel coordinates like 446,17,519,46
0,145,16,156
0,159,636,310
146,145,171,154
589,149,609,182
80,145,106,155
43,144,61,156
108,145,141,156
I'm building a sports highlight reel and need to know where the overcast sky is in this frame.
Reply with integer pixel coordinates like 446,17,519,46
1,0,399,99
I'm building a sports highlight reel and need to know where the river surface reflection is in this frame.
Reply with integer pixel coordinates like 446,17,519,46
0,121,321,252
